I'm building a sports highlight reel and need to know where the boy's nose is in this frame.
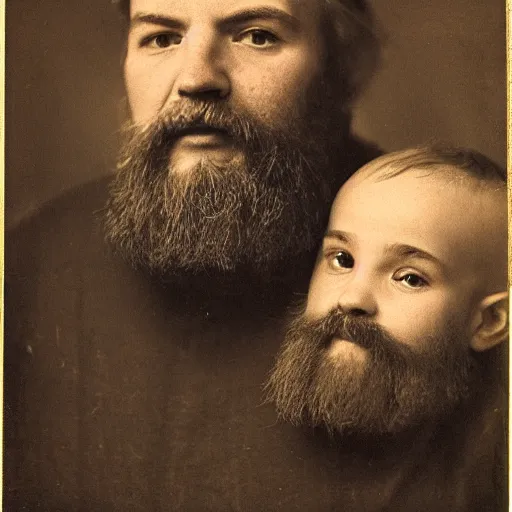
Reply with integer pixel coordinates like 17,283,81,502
336,277,378,317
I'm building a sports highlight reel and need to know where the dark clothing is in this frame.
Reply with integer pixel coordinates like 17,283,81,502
5,173,506,511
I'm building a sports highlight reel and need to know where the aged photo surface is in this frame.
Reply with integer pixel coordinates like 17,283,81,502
5,0,507,510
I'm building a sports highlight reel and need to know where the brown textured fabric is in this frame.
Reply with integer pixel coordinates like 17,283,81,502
5,170,506,511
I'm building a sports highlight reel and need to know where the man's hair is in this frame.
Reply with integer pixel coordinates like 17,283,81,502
360,144,506,187
113,0,380,104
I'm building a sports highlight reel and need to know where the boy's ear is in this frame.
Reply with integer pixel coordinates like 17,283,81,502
470,291,509,352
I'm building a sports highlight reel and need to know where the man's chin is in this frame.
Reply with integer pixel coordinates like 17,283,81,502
106,97,338,282
326,338,369,366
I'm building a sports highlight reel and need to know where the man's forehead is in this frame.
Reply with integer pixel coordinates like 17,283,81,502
129,0,321,18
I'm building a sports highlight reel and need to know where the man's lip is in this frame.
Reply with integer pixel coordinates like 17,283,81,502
177,126,229,137
331,335,367,347
173,127,233,147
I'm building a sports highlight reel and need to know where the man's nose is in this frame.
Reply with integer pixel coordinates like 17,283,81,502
173,31,230,101
336,276,378,317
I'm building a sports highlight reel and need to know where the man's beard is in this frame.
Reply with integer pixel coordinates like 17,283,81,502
104,89,345,280
266,306,478,436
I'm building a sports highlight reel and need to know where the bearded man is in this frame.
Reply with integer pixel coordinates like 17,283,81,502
5,0,382,510
105,0,380,281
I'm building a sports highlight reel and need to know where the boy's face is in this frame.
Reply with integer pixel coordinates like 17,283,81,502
306,168,504,359
268,165,507,435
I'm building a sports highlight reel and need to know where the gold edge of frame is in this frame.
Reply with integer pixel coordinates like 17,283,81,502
0,0,5,506
507,0,511,509
1,0,5,508
0,0,5,509
0,3,507,511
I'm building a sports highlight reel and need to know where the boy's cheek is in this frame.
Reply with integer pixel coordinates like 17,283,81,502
306,275,343,318
379,297,448,347
305,286,333,318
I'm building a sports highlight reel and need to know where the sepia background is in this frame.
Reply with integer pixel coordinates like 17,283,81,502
6,0,506,228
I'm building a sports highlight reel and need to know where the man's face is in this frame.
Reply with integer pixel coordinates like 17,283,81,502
105,0,350,279
125,0,324,174
268,168,503,435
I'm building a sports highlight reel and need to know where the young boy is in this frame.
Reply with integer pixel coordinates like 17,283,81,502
267,145,507,511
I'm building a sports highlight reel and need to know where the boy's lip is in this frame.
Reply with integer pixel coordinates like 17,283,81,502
332,336,358,346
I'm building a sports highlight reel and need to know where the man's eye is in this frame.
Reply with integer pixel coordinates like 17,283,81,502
396,273,428,289
328,250,354,270
237,29,279,48
140,32,183,49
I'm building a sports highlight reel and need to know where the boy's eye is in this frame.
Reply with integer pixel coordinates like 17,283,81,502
236,29,279,48
328,250,355,270
141,32,183,49
395,273,428,289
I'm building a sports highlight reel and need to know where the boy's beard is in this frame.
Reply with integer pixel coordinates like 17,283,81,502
266,306,478,436
104,98,342,280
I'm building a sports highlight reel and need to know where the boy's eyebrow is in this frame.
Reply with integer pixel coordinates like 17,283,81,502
324,230,444,268
129,7,301,33
384,243,443,268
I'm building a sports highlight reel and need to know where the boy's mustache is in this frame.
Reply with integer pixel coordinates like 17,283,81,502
313,308,402,355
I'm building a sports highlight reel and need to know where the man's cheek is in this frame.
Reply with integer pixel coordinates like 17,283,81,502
235,72,306,125
125,63,174,123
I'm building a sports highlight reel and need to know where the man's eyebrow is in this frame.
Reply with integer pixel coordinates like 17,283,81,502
129,13,185,31
129,8,300,33
219,7,301,31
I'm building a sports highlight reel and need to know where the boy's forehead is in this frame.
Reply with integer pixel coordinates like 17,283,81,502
331,167,445,222
333,163,504,218
329,168,506,281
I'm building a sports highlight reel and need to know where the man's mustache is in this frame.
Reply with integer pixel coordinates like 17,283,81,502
134,101,256,147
